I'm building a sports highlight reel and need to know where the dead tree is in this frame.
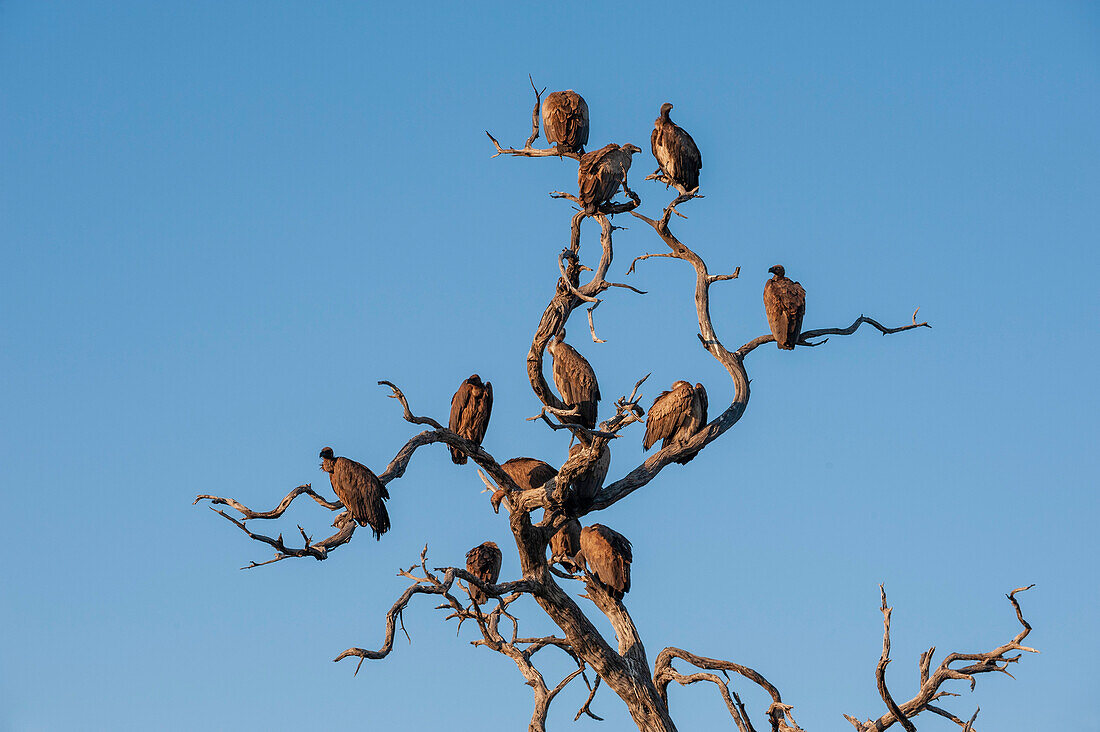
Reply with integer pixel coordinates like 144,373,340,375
196,82,1036,732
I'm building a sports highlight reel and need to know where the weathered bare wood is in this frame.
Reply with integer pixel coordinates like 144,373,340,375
846,585,1037,731
194,483,341,517
876,586,917,732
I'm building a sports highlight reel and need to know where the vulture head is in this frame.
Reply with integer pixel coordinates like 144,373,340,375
622,143,642,156
659,102,673,118
319,446,336,473
768,264,786,278
468,373,484,387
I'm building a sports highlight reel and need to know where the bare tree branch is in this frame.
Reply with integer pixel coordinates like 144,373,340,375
847,585,1038,731
194,483,341,517
876,586,917,732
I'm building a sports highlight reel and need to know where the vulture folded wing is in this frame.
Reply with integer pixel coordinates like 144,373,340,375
542,91,589,152
765,279,806,349
578,144,619,212
643,384,694,450
465,542,502,605
501,457,557,491
669,124,702,191
449,381,474,464
581,524,632,598
334,458,390,539
551,342,600,428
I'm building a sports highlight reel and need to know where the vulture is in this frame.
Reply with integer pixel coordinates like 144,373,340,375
578,524,632,599
494,457,558,512
550,518,582,573
548,333,600,429
541,90,589,155
465,541,503,606
561,439,611,512
448,374,493,464
577,143,642,215
763,265,807,350
651,102,702,192
319,447,390,539
643,381,708,462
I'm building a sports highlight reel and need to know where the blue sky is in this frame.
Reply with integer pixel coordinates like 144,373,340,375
2,2,1097,730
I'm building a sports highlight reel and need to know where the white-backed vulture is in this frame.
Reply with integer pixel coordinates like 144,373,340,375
465,541,502,606
319,447,390,539
448,374,493,464
675,383,708,465
493,457,557,513
577,143,642,215
548,333,600,429
550,518,582,573
542,90,589,155
763,265,806,350
579,524,632,599
651,102,702,192
642,381,708,461
561,439,610,512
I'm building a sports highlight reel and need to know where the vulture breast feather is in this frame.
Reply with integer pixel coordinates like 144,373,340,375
763,265,806,350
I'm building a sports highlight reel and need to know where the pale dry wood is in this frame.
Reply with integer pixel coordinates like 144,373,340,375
845,586,1037,732
335,548,591,732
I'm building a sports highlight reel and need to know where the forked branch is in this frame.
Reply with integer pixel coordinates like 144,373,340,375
845,586,1038,732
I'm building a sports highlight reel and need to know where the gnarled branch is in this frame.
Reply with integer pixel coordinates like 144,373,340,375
846,585,1038,731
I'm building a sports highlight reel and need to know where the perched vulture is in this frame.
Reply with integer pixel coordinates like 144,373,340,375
448,374,493,464
465,541,503,606
577,143,642,215
542,90,589,155
501,457,557,490
643,381,708,462
561,439,611,512
319,447,390,539
550,518,582,573
651,102,702,192
579,524,632,599
763,265,807,350
493,457,557,512
548,333,600,429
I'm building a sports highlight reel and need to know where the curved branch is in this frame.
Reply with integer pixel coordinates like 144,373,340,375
736,311,931,359
209,506,355,567
194,483,342,518
654,647,783,707
848,585,1038,731
876,586,916,732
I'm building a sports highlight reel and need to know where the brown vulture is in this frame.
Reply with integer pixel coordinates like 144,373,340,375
448,374,493,464
541,90,589,155
560,439,611,512
577,143,642,215
643,381,708,462
547,333,600,429
493,457,558,512
550,518,582,573
763,265,806,350
319,447,390,539
465,541,503,606
651,102,702,192
579,524,632,599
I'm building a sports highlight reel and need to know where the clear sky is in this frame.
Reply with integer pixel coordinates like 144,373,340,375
2,2,1097,730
